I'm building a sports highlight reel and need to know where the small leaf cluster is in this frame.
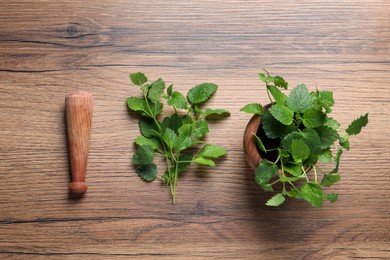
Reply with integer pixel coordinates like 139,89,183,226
241,70,369,208
128,72,229,204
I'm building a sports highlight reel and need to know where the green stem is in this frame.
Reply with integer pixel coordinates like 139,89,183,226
313,165,318,183
302,166,309,182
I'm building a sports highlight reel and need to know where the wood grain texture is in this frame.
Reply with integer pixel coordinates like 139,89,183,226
0,0,389,259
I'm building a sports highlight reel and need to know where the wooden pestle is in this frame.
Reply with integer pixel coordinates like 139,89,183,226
65,92,93,195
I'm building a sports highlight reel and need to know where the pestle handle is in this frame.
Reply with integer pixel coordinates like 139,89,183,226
65,92,93,194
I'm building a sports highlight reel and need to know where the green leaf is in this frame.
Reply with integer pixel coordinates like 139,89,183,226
300,128,322,155
167,84,173,96
281,131,302,152
253,134,266,153
262,111,297,139
149,100,163,117
148,78,165,103
324,117,340,130
346,113,369,135
167,91,188,109
192,120,209,138
318,148,332,163
291,139,310,163
139,118,159,138
265,193,286,206
318,91,335,113
315,126,339,150
161,113,184,134
130,72,147,86
287,84,313,113
331,148,343,174
199,144,227,158
283,163,302,177
259,72,288,89
134,136,160,150
162,128,178,149
127,97,149,116
303,109,326,128
136,163,157,182
339,135,350,150
133,145,154,165
324,193,338,203
320,173,341,187
187,83,218,104
240,103,264,115
178,152,194,173
193,156,215,167
255,160,279,191
269,104,294,125
300,182,323,208
267,85,287,104
204,108,230,118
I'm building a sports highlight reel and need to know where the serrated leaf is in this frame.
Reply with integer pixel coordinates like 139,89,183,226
300,182,323,208
187,83,218,104
259,72,288,89
255,160,279,191
303,109,326,128
138,118,159,138
283,163,302,177
130,72,147,86
193,156,215,167
199,144,227,158
291,139,310,163
178,152,194,173
287,84,313,113
150,100,163,117
240,103,264,115
148,78,165,103
192,120,209,138
281,131,302,152
318,148,332,163
324,193,338,203
315,126,339,150
136,163,157,182
204,108,230,118
133,145,154,165
266,193,286,206
300,128,322,155
262,111,297,139
161,113,183,134
324,117,340,130
320,173,340,187
269,104,294,125
318,91,334,113
346,113,369,135
331,148,343,174
253,133,266,153
127,97,149,117
167,91,188,109
339,135,350,150
267,85,287,104
162,128,178,149
134,136,160,150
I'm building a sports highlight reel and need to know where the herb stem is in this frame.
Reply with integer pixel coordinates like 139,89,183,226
313,165,318,183
302,166,309,182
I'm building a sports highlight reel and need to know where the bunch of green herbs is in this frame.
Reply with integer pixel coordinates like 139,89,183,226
241,70,368,207
128,72,229,204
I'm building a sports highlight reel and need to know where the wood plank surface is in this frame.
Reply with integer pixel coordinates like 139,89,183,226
1,0,389,259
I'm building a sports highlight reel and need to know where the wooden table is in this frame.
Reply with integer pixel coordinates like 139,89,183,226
1,1,389,259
